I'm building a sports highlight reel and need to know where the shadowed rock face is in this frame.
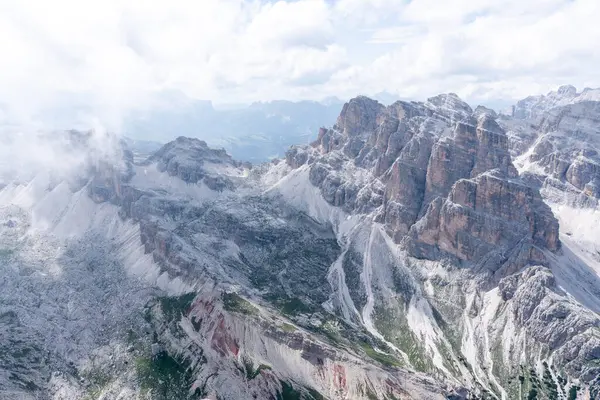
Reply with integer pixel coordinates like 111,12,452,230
408,172,559,273
287,94,560,271
422,115,518,205
408,115,558,270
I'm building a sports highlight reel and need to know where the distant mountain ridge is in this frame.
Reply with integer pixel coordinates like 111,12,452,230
124,96,345,162
123,91,404,163
510,84,600,120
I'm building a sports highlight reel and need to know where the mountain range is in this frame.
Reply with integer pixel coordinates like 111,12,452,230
0,85,599,400
123,94,345,163
123,91,408,163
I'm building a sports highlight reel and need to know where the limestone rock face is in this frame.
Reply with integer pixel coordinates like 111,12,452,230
473,105,498,119
422,114,518,204
287,94,559,271
407,114,557,268
336,96,385,137
408,172,559,270
505,96,600,206
536,103,600,195
274,89,599,397
497,266,600,382
512,84,600,120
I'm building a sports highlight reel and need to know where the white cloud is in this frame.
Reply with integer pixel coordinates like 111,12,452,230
246,0,332,48
333,0,403,25
327,0,600,105
0,0,598,132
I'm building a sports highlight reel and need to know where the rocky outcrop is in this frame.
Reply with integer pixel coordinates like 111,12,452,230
88,155,134,203
407,114,558,269
508,99,600,204
149,136,239,190
473,105,497,119
336,96,385,137
497,266,600,387
287,94,560,271
422,115,518,204
285,145,311,168
408,171,559,271
512,85,600,120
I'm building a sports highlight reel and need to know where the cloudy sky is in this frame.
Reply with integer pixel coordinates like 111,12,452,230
1,0,599,129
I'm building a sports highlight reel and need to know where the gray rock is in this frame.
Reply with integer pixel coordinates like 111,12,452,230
150,136,238,186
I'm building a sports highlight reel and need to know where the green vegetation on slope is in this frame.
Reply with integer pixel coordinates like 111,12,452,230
223,292,259,316
265,294,318,317
275,380,325,400
359,341,403,368
82,369,112,400
568,385,581,400
135,351,202,400
241,358,272,380
157,292,196,321
373,304,432,372
281,322,297,333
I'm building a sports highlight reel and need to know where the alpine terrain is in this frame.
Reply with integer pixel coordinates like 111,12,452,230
1,85,599,400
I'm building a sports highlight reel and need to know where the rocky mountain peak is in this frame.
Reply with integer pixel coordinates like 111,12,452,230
512,84,600,120
557,84,577,96
426,92,472,112
335,95,385,137
425,92,473,123
288,93,560,272
152,136,233,165
146,136,240,189
473,105,498,119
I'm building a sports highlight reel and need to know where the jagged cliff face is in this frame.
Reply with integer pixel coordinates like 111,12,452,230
292,95,559,271
1,88,600,400
510,85,600,121
508,101,600,206
283,93,599,399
